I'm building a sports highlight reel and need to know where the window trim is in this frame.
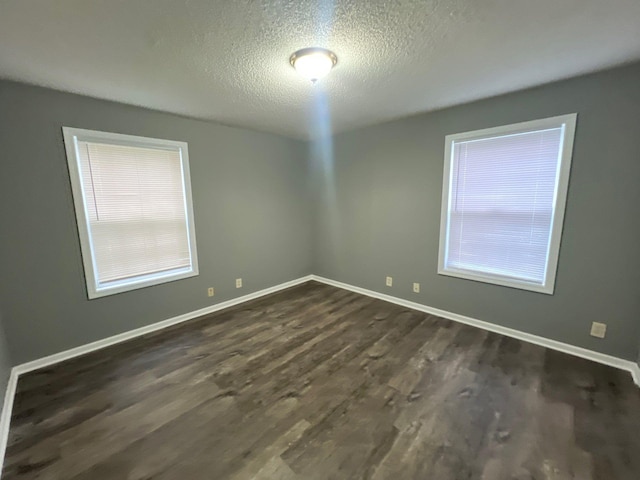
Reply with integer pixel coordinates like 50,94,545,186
62,127,199,299
437,114,577,295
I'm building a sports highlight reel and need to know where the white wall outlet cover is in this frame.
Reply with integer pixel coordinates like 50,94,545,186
236,278,242,288
386,277,393,287
590,322,607,338
413,283,420,293
207,287,214,297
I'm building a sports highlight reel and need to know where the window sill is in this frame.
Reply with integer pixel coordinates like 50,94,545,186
437,267,554,295
88,267,198,299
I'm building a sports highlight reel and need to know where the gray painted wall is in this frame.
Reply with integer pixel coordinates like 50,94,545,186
312,63,640,361
1,63,639,366
0,81,312,364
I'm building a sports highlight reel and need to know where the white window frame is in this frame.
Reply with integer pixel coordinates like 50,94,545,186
62,127,199,299
438,114,577,294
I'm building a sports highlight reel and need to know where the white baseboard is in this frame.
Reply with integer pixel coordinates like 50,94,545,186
0,272,638,476
631,364,640,386
0,274,313,475
14,275,313,376
310,275,640,387
0,369,18,476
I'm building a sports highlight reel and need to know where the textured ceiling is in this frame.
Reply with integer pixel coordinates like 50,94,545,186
1,0,640,139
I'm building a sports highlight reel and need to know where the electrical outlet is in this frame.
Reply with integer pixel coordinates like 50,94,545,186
207,287,214,297
236,278,242,288
386,276,393,287
413,283,420,293
590,322,607,339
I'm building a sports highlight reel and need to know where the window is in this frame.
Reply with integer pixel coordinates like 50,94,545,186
438,114,577,294
63,127,198,298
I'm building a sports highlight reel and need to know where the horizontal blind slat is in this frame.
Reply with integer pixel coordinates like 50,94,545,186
446,128,563,284
77,141,191,286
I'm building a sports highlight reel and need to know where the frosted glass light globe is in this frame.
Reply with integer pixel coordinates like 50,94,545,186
290,48,337,82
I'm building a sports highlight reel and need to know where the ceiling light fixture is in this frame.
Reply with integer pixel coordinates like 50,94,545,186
290,47,337,83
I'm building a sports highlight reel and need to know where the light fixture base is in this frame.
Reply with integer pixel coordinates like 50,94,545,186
290,47,338,82
289,47,338,68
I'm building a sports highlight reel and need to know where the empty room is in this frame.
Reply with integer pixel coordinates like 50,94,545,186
0,1,639,479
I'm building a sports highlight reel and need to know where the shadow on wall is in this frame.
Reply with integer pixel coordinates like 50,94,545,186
0,309,12,398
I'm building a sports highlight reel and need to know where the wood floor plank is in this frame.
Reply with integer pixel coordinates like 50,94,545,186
3,281,640,480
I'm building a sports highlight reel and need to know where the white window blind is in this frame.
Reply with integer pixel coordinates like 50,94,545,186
63,128,198,298
438,115,576,294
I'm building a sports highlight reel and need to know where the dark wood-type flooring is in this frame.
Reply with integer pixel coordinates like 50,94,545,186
4,282,640,479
